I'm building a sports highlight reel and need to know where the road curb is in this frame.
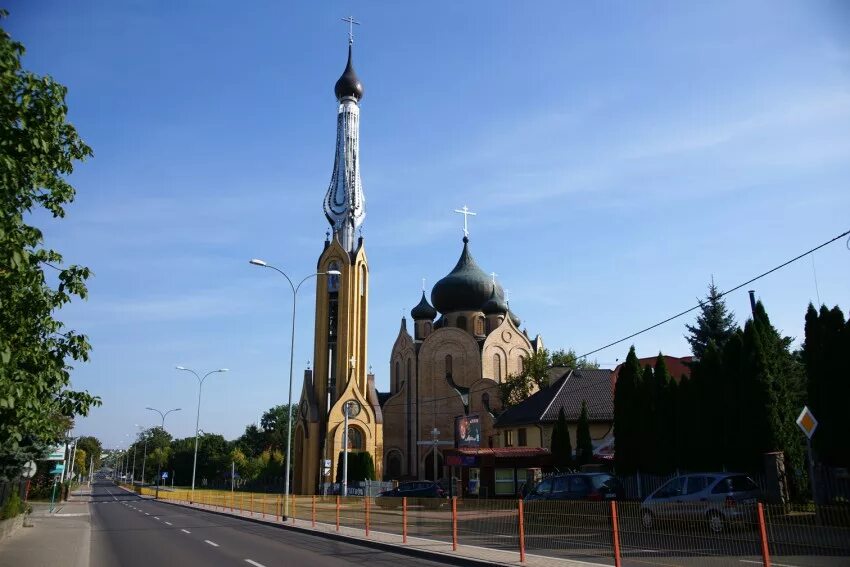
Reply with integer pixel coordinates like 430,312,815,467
153,497,516,567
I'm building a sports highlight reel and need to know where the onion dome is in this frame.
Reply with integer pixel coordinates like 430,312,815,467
432,237,502,314
508,309,521,328
482,285,508,315
334,45,364,101
411,292,437,321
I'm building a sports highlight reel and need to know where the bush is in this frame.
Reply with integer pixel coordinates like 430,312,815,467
1,491,23,520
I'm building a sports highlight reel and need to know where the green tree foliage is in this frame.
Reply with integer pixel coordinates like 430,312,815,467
0,13,100,480
73,448,87,477
613,346,642,474
550,348,600,370
685,280,738,358
76,436,102,470
336,451,376,483
803,304,849,467
636,364,655,471
550,407,572,470
575,401,593,466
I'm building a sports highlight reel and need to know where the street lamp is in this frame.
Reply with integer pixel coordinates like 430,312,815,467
249,258,340,519
145,406,181,499
175,366,229,502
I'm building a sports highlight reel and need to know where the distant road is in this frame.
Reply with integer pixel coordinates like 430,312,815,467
88,481,449,567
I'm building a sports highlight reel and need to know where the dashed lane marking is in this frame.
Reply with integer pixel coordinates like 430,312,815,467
154,517,160,520
165,521,172,526
181,529,191,534
204,540,219,547
245,561,266,567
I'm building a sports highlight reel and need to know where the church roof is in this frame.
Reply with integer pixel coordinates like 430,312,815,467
482,285,508,315
411,291,438,320
495,368,614,427
431,237,504,314
508,309,521,327
334,44,364,101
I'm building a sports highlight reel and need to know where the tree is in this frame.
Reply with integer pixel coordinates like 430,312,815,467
76,436,102,470
550,349,600,370
685,280,737,359
550,407,572,470
803,304,849,467
637,365,656,472
653,355,676,473
74,448,88,478
575,401,593,466
613,346,642,474
0,12,100,480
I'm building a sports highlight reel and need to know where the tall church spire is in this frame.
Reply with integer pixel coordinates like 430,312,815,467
324,42,365,253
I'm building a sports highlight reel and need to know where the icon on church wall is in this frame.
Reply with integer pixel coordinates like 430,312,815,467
455,414,480,448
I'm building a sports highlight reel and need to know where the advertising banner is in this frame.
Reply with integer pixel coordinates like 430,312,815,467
454,414,480,448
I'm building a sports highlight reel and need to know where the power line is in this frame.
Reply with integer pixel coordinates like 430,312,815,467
578,227,850,359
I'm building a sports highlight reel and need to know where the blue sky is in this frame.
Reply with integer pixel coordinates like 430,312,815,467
7,1,850,449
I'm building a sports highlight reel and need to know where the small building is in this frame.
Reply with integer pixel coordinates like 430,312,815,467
493,368,615,461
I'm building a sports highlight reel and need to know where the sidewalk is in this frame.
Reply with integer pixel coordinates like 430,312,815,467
150,490,605,567
0,489,91,567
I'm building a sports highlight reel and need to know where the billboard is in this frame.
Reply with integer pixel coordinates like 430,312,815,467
454,414,481,448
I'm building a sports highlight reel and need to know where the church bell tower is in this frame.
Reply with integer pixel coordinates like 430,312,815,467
293,35,383,494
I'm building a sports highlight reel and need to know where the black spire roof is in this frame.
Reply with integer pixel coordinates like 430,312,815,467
431,237,503,314
334,44,364,101
482,284,508,315
411,292,438,321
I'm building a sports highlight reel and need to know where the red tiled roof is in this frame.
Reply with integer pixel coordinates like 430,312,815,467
611,355,694,387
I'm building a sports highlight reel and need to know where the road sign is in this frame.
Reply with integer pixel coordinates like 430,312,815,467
22,460,37,478
161,471,168,479
47,445,66,461
50,463,65,475
796,406,818,439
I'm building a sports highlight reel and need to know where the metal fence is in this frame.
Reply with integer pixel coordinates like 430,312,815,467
137,484,850,566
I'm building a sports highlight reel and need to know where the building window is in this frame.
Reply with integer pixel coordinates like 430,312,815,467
445,355,452,377
504,430,514,447
456,316,467,331
327,262,340,292
475,316,484,335
493,353,501,382
360,265,366,296
495,468,516,496
517,355,524,373
518,428,527,447
394,361,400,392
347,427,363,450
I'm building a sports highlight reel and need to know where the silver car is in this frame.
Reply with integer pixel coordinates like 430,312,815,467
640,473,761,533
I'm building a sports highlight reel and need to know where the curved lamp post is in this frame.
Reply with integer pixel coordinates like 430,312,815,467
145,406,181,499
249,258,340,519
175,366,228,502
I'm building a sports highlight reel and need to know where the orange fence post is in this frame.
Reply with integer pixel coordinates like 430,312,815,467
451,496,458,552
291,495,296,524
518,499,526,563
610,501,621,567
402,497,408,544
262,494,266,518
365,497,370,537
250,493,254,516
312,495,317,528
241,491,244,513
277,494,281,522
336,495,340,532
230,492,233,512
758,503,772,567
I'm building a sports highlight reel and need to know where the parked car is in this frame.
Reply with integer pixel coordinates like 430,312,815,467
524,473,623,502
375,481,448,509
640,473,762,533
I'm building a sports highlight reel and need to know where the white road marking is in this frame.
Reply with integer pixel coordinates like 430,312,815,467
181,529,191,534
741,561,801,567
144,512,150,515
165,521,172,525
245,560,266,567
154,517,160,520
204,540,219,547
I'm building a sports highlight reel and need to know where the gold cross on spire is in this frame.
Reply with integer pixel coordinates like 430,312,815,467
341,16,360,45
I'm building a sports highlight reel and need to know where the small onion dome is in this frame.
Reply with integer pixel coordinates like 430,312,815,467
411,291,437,321
334,44,364,101
508,309,521,328
432,237,503,314
482,285,508,315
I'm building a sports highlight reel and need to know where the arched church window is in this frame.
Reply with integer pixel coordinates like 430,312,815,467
456,316,467,331
493,353,501,382
347,427,363,450
395,361,400,392
475,316,484,336
518,355,525,373
328,261,340,292
386,451,402,480
445,355,453,377
360,264,366,296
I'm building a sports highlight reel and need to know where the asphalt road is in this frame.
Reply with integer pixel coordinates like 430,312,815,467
88,481,453,567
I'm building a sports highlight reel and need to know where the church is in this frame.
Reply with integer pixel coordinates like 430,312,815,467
292,34,543,494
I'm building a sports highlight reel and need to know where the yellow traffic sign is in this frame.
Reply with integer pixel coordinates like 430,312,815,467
796,406,818,439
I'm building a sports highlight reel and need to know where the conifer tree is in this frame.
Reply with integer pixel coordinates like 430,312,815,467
638,365,656,472
551,407,572,470
653,355,676,473
613,346,642,474
686,280,737,359
576,401,593,466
